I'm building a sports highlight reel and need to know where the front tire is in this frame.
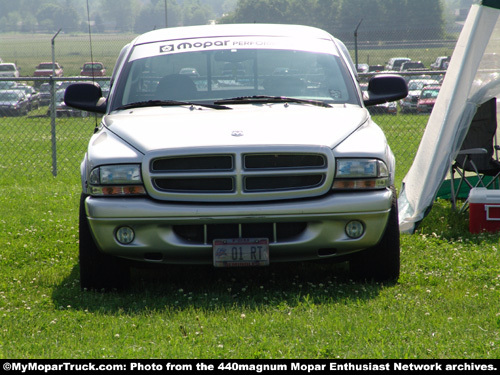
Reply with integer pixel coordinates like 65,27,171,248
350,186,400,282
79,193,130,291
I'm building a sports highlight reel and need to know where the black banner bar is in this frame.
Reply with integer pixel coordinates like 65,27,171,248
1,359,498,374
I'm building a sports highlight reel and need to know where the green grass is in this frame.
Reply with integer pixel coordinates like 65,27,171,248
0,111,499,359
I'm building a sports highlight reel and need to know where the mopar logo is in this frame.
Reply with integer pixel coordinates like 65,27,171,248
160,45,174,53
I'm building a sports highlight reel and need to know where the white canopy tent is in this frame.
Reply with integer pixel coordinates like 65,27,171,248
398,1,500,233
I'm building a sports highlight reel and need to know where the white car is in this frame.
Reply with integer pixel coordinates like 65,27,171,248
0,63,20,78
64,24,408,290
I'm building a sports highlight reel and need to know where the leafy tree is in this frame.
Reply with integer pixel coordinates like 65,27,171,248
220,0,291,24
134,0,182,32
182,0,214,26
220,0,445,42
36,3,63,32
101,0,138,32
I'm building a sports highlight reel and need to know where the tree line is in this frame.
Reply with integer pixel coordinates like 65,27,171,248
0,0,448,42
220,0,446,42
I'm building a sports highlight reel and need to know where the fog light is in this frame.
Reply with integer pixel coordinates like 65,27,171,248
116,226,135,244
345,220,364,239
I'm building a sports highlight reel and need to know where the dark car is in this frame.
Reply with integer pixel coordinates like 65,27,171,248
400,61,426,71
80,62,107,77
0,90,30,116
38,83,52,106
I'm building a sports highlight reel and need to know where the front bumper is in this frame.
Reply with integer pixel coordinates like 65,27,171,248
85,189,393,265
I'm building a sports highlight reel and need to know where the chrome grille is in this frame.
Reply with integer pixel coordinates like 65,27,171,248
143,146,334,202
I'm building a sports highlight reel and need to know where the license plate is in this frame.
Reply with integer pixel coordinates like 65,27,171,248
213,238,269,267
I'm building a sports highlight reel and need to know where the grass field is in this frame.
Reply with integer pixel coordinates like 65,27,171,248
0,110,499,359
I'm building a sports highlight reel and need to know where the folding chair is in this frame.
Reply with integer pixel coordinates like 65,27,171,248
450,98,500,211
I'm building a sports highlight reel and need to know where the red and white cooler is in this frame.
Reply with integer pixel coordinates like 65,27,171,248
469,187,500,233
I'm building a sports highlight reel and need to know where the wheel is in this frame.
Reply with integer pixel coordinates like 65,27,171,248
350,186,400,282
79,193,130,291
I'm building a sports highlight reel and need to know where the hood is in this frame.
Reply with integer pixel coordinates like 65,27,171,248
104,103,368,153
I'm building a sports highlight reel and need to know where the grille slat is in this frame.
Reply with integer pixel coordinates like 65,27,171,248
152,155,233,172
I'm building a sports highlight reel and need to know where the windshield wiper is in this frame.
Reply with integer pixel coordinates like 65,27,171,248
115,100,231,110
214,95,332,108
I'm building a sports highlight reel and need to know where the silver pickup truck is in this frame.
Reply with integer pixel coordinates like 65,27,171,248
65,24,407,290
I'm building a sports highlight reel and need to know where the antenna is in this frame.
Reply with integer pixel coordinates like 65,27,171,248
86,0,99,130
86,0,95,81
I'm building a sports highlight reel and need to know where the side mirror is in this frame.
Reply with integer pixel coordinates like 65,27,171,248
363,74,408,107
64,82,106,114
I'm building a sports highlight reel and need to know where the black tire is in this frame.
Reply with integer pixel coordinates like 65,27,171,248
79,193,130,291
350,186,400,282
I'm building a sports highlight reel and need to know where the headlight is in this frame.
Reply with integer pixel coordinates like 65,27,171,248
332,158,390,190
88,164,146,196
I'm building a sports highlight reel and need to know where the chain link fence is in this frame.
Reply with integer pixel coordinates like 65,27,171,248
0,30,458,185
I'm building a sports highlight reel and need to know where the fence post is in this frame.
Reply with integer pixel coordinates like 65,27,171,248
50,76,57,177
50,29,61,177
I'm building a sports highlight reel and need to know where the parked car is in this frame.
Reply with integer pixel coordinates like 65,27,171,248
368,64,385,72
369,100,397,115
430,56,450,70
385,57,411,71
400,79,440,113
0,90,30,116
400,61,426,71
80,62,107,77
38,83,52,106
356,63,369,73
100,80,111,97
417,85,441,113
0,63,20,78
13,84,40,111
34,62,63,77
48,89,87,117
64,23,407,290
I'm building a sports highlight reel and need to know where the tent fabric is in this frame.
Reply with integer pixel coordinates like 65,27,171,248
398,3,500,233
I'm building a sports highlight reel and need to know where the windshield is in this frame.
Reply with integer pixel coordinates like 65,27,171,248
83,63,103,70
111,42,358,111
0,65,15,72
421,88,440,99
0,91,23,101
38,63,58,69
